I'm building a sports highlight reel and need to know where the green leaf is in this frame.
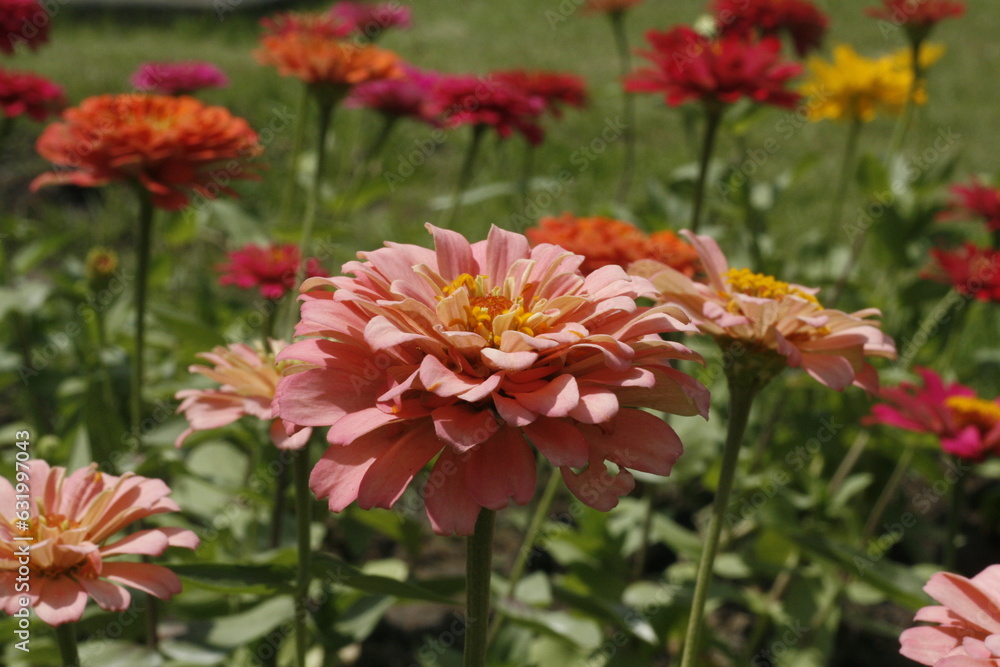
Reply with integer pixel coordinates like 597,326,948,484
856,153,890,197
78,641,164,667
202,597,296,648
312,553,457,604
172,563,293,595
495,598,602,650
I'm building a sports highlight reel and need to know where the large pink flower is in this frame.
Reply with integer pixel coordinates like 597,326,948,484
866,368,1000,460
274,225,710,536
0,461,198,626
175,340,312,450
630,231,896,391
900,565,1000,666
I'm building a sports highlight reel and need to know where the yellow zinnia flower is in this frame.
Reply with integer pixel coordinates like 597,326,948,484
800,43,944,123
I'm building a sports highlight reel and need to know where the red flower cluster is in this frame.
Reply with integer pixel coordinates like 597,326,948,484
526,213,699,277
866,0,965,36
715,0,829,57
0,0,49,55
346,64,442,125
938,180,1000,235
928,243,1000,303
494,70,588,118
431,74,546,145
625,26,802,109
0,67,64,121
217,243,328,299
330,1,412,37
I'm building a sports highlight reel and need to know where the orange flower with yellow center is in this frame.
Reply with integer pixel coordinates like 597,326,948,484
31,94,262,211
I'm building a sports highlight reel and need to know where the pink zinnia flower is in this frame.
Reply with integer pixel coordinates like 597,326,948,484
938,180,1000,234
493,70,588,119
631,231,896,391
274,224,710,536
715,0,830,57
928,244,1000,303
625,26,802,109
330,1,412,37
217,242,328,300
865,367,1000,460
130,61,229,96
0,67,64,121
432,74,547,145
346,63,442,125
175,340,312,450
900,565,1000,665
0,461,198,626
0,0,49,55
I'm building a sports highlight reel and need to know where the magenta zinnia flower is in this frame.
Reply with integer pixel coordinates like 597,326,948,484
900,565,1000,665
330,1,412,37
631,231,896,391
0,0,49,55
866,367,1000,460
274,225,710,536
938,180,1000,234
715,0,830,57
0,461,198,626
217,242,328,300
130,61,229,96
867,0,965,43
176,340,312,450
493,70,589,119
0,67,64,121
346,63,442,125
432,74,547,145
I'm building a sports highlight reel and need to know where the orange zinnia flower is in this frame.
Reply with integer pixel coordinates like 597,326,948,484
31,94,262,211
255,13,402,100
527,213,699,277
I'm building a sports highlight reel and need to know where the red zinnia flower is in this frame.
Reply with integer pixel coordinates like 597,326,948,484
866,368,1000,460
31,94,263,211
866,0,964,43
1,0,49,55
715,0,830,57
938,179,1000,234
526,213,698,277
431,74,546,145
217,242,328,300
130,61,229,96
493,70,588,118
346,63,442,125
625,26,802,109
0,67,64,121
928,243,1000,302
330,1,412,37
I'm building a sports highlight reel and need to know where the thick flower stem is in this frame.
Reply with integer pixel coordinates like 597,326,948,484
609,11,636,204
464,508,496,667
886,40,924,162
279,85,311,229
293,444,313,667
827,119,863,245
131,188,154,444
691,106,724,233
55,623,80,667
944,457,966,570
445,124,486,229
679,373,758,667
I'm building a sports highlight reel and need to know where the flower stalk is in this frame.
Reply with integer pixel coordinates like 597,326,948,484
55,623,79,667
691,105,724,233
445,124,487,229
465,509,497,667
131,187,155,449
609,10,636,203
293,444,313,667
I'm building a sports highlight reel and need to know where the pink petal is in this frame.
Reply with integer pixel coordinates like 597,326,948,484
799,352,856,391
357,422,442,509
419,355,482,397
100,529,169,557
101,562,183,600
681,230,730,293
327,406,404,445
582,408,683,476
432,404,500,452
485,225,530,282
275,368,365,427
568,386,620,424
33,577,88,626
561,459,635,512
481,348,538,371
270,420,312,451
310,430,394,512
424,448,482,537
494,393,538,427
465,427,537,510
509,374,579,418
428,223,476,278
522,418,588,468
925,572,1000,634
79,577,131,612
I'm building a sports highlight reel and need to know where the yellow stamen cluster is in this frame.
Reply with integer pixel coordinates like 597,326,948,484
439,273,544,347
724,268,821,306
945,396,1000,433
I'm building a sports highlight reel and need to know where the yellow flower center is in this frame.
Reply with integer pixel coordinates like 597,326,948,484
945,396,1000,433
724,268,822,306
439,273,543,347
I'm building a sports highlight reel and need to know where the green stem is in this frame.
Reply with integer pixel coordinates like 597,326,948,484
610,11,636,204
518,141,535,210
679,372,759,667
269,451,289,549
279,85,311,228
464,509,496,667
55,623,80,667
944,456,966,570
0,116,13,156
827,119,863,245
445,124,486,229
339,114,397,215
862,443,915,543
293,444,313,667
885,40,924,163
691,106,724,233
130,188,154,445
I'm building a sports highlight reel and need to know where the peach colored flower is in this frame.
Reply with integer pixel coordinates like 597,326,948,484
631,230,896,391
176,340,311,450
275,224,709,536
900,565,1000,666
0,461,198,626
31,94,262,211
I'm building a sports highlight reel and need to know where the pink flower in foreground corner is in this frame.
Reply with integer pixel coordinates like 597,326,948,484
175,340,312,450
130,61,229,96
630,231,896,391
900,564,1000,665
866,368,1000,460
274,224,710,536
0,461,198,626
217,242,328,300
